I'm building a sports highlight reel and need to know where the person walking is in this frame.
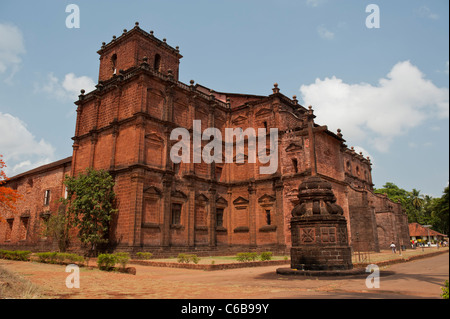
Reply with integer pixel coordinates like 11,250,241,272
390,242,396,253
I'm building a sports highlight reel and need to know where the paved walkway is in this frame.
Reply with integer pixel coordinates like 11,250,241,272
0,249,448,299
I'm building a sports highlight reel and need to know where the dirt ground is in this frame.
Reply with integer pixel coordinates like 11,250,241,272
0,249,448,299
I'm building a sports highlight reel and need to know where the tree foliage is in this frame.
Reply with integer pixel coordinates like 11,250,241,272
61,168,117,253
0,155,22,222
375,182,449,235
42,205,71,252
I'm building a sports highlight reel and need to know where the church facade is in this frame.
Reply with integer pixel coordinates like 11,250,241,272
0,23,410,255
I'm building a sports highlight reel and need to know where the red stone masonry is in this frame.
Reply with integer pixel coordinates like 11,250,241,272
0,23,409,254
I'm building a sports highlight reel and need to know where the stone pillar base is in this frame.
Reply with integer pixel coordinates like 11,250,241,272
290,246,353,271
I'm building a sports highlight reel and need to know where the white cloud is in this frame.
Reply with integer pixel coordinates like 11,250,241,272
317,25,334,40
306,0,325,7
0,23,26,82
353,145,375,166
62,73,96,98
0,112,56,177
35,72,96,101
416,6,439,20
299,61,449,153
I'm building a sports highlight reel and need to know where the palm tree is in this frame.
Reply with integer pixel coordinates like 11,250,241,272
410,188,424,211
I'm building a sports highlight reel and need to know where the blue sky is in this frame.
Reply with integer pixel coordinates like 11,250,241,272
0,0,448,197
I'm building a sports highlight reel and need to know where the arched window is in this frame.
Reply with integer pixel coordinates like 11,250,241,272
111,54,117,75
154,54,161,72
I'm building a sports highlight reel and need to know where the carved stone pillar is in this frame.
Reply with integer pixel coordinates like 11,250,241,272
289,176,353,271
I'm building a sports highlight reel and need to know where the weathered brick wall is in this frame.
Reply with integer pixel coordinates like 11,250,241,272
0,158,71,250
98,27,181,82
0,24,410,255
347,188,380,252
373,193,410,250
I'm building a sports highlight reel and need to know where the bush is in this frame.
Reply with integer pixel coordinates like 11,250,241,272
136,252,153,260
114,252,130,269
36,252,57,263
442,280,449,299
177,253,200,264
260,252,273,261
57,252,84,264
97,253,117,270
35,252,84,264
236,252,259,262
0,250,31,261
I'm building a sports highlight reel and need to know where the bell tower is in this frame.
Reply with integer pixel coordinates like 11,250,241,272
97,22,182,82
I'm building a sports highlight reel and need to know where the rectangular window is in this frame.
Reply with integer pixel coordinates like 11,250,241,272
171,203,182,225
20,217,29,241
5,219,14,241
44,189,51,205
215,166,223,181
292,158,298,173
216,208,224,227
265,210,271,225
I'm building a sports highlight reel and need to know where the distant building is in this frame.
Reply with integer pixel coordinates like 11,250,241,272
0,23,410,254
409,223,447,244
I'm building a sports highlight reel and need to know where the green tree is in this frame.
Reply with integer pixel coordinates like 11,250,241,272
431,186,449,235
374,183,423,223
410,188,424,211
42,204,71,252
62,168,117,256
375,182,449,235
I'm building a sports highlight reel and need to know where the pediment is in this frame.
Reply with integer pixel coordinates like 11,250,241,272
258,194,276,203
216,196,228,206
255,108,273,117
195,193,209,202
145,132,164,143
171,189,188,199
233,196,249,206
144,185,162,197
285,143,303,152
231,115,248,125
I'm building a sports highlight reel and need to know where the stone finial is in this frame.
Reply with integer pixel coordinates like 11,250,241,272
135,22,139,27
272,83,280,94
292,95,298,105
123,29,127,33
80,89,85,94
143,56,148,63
150,30,154,36
337,128,343,138
163,38,167,43
190,79,195,86
112,35,116,40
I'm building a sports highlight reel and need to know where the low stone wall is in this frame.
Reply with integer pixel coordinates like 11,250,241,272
130,259,290,271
